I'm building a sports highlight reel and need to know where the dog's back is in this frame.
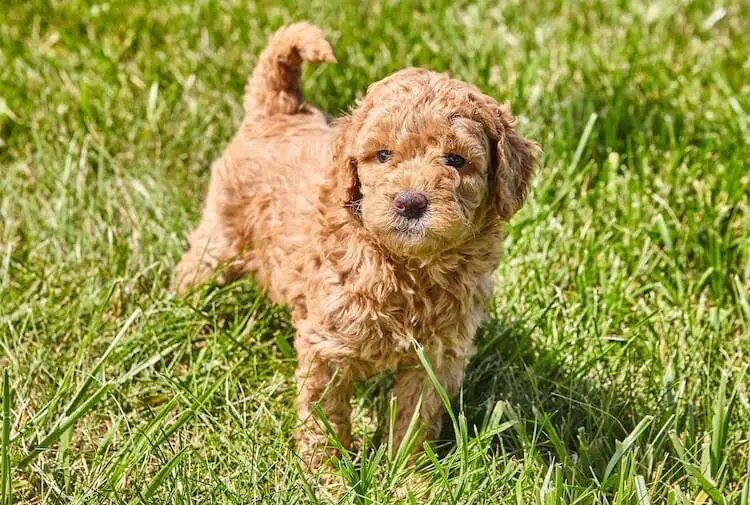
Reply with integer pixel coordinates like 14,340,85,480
175,23,336,305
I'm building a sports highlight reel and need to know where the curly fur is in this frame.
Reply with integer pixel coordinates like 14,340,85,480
175,22,540,467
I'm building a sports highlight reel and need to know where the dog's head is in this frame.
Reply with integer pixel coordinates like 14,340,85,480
329,68,539,257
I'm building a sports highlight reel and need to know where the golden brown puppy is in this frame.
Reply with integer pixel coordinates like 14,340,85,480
176,22,539,467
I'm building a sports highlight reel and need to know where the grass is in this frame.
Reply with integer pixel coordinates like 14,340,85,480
0,0,749,502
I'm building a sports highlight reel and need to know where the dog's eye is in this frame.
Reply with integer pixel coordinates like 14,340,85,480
376,150,393,163
443,154,466,169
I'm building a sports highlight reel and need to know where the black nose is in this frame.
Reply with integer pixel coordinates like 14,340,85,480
392,190,428,219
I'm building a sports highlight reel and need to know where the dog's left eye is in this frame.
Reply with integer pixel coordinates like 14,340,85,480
376,150,393,163
443,154,466,169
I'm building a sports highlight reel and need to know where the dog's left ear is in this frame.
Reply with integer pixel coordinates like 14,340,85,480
482,101,540,221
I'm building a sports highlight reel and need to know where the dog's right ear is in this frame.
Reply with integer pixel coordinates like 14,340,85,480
326,116,362,218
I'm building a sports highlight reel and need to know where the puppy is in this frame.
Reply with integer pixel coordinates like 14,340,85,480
176,22,539,467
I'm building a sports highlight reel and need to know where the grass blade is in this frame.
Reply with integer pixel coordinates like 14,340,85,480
570,112,598,172
293,459,320,505
1,370,10,505
391,394,423,467
669,432,727,505
415,348,459,444
19,384,111,469
635,474,651,505
603,416,653,482
64,308,140,415
142,447,188,501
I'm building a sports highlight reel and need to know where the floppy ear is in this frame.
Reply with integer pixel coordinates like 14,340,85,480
488,104,540,221
322,116,362,219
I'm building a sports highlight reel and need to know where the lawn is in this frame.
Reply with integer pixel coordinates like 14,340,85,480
1,0,749,503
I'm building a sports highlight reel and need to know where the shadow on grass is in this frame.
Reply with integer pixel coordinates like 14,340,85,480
435,312,640,474
178,276,296,356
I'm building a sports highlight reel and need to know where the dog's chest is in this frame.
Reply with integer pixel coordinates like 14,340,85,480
337,271,493,374
307,241,498,376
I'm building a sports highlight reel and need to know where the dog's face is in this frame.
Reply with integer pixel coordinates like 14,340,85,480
355,105,491,256
332,69,539,258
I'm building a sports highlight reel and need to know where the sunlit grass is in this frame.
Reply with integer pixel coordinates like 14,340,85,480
0,0,748,503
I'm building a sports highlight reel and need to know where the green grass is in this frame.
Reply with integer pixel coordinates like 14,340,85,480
1,0,749,502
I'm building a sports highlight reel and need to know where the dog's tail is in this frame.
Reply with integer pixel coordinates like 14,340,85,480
244,22,335,117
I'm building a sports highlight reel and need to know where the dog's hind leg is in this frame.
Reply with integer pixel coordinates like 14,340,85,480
175,159,245,294
174,214,238,294
243,22,335,117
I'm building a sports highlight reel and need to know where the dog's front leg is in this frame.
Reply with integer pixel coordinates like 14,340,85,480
389,353,465,452
294,337,353,469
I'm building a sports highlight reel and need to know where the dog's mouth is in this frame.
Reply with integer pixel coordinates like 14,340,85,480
385,214,435,254
392,214,428,237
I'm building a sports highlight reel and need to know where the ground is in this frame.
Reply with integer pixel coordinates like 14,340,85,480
1,0,749,503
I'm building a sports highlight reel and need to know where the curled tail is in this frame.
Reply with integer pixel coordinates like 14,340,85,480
244,22,335,116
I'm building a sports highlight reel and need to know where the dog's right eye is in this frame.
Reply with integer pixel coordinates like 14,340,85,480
376,150,393,163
